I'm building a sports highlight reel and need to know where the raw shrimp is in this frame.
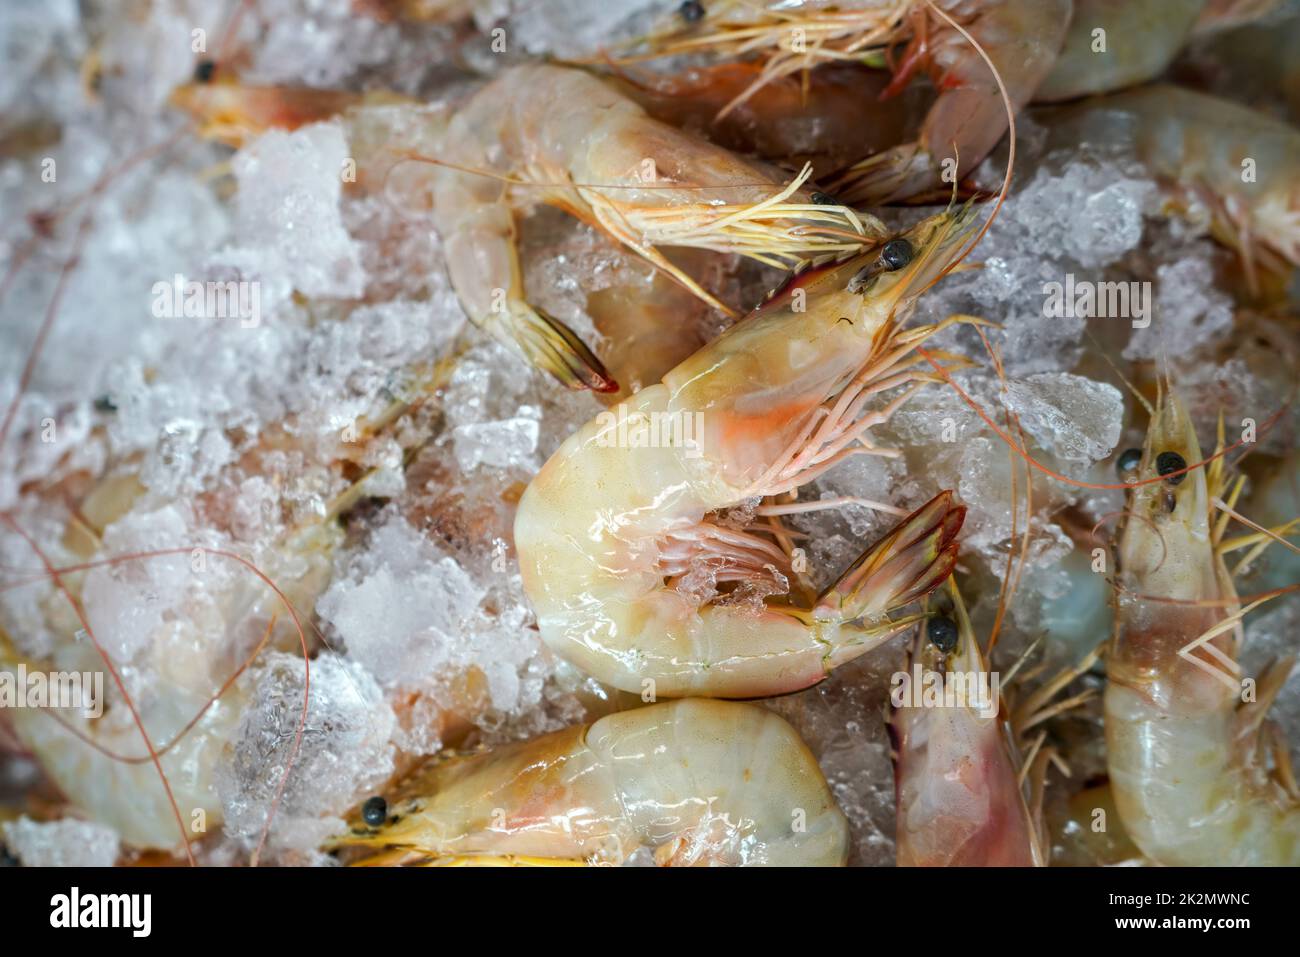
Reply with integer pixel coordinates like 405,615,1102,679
832,0,1069,204
1046,84,1300,293
635,1,1066,205
583,248,717,403
433,62,878,392
1033,0,1207,102
0,475,336,853
514,202,991,698
889,582,1043,866
352,0,473,23
1107,386,1300,865
333,698,849,866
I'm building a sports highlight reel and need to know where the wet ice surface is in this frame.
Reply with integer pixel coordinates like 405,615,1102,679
0,1,1298,867
2,816,120,867
217,652,395,864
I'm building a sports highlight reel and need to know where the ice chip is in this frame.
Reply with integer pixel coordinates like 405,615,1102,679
1005,373,1124,464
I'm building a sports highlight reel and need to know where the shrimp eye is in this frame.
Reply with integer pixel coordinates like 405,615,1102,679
193,59,216,84
1116,448,1141,474
1156,450,1187,485
881,239,913,271
362,796,388,826
679,0,705,23
928,616,958,654
811,191,839,206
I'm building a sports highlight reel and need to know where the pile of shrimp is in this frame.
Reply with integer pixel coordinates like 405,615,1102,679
1,0,1298,867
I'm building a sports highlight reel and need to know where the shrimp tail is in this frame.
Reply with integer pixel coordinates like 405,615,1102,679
813,490,964,624
497,303,619,394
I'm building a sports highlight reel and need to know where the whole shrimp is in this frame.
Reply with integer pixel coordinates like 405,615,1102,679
333,698,849,866
514,199,994,698
433,62,878,392
1047,84,1300,294
1107,386,1300,865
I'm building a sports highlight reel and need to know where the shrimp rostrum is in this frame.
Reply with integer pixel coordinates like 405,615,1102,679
333,699,849,866
1108,385,1300,865
515,202,987,698
432,63,879,392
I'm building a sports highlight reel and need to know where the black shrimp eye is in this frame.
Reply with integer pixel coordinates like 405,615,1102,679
811,191,839,206
679,0,705,23
193,59,216,84
880,239,913,271
927,616,958,654
1116,448,1142,474
1156,450,1187,485
362,796,388,827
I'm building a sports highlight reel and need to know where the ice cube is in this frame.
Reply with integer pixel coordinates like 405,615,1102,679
1004,373,1124,463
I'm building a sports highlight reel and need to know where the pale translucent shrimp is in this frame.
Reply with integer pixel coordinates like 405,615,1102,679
1047,84,1300,293
889,582,1043,866
433,62,878,392
0,472,342,853
514,203,990,699
1033,0,1208,102
333,698,849,866
1107,386,1300,865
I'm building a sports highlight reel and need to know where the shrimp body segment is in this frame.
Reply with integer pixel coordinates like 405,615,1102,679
435,63,878,392
515,208,981,698
1107,389,1300,865
1034,0,1208,101
336,699,849,866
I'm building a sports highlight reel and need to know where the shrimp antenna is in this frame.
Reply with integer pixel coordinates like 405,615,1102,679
925,0,1014,278
1086,330,1154,417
